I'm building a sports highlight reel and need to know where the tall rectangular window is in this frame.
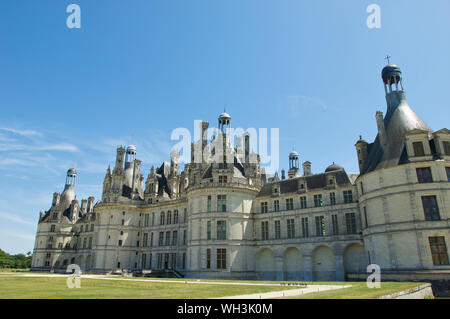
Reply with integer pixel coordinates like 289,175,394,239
413,141,425,156
274,200,280,212
217,248,226,269
172,231,178,246
184,208,188,223
363,207,368,229
429,237,449,265
158,232,164,246
314,194,323,207
165,231,171,246
287,219,295,239
144,214,149,227
301,217,309,238
207,221,211,240
207,196,212,212
446,167,450,182
143,233,148,247
167,211,172,225
206,248,211,269
261,221,269,240
261,202,268,213
343,190,353,203
174,210,178,224
141,253,147,269
442,141,450,155
422,196,440,221
416,167,433,183
286,198,294,210
274,220,281,239
152,212,155,226
332,214,339,235
160,212,165,225
150,232,154,247
345,213,357,234
217,195,227,212
330,192,336,205
183,229,187,245
300,196,307,209
217,221,226,240
315,216,325,236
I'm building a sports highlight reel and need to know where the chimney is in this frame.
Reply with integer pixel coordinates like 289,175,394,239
303,161,311,176
52,193,60,207
281,169,285,180
81,199,87,214
87,196,95,213
376,111,387,147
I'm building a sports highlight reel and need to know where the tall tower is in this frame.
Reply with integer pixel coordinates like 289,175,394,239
60,168,77,211
288,150,300,179
124,145,136,187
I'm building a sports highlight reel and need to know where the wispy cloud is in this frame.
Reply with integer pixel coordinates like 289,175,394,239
288,95,329,117
0,229,35,241
0,212,36,226
0,127,43,137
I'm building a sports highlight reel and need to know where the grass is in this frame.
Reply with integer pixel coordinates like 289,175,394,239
281,281,425,299
0,275,300,299
0,273,426,299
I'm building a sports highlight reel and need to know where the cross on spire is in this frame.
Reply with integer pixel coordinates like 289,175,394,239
385,54,392,64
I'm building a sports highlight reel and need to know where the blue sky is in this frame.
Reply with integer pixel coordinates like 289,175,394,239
0,0,449,254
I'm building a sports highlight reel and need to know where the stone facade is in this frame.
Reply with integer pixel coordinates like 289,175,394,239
31,63,450,281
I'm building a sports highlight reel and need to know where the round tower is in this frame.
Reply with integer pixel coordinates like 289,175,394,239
288,150,300,178
382,64,403,95
60,168,77,210
218,110,231,133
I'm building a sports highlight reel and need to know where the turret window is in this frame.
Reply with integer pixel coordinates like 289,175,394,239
429,237,449,265
217,195,226,212
345,213,357,234
413,142,425,156
421,196,440,221
217,220,226,240
416,167,433,183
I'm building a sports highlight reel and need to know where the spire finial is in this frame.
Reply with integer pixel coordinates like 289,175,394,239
385,54,392,64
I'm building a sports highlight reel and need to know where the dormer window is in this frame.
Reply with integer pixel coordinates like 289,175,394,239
329,179,334,185
300,184,305,189
219,175,227,183
413,141,425,156
443,141,450,156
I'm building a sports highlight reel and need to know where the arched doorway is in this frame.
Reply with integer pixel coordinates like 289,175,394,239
283,247,304,281
256,248,276,280
312,246,336,281
344,244,367,275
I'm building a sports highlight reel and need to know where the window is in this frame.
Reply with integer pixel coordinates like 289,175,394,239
421,196,440,221
300,196,307,209
172,231,178,246
332,214,339,235
144,214,149,227
329,192,336,206
118,240,123,246
287,219,295,239
150,232,154,247
217,249,226,269
443,141,450,155
83,238,87,248
80,225,84,232
286,198,294,210
152,212,155,226
207,196,212,212
174,210,178,224
182,253,186,269
416,167,433,183
143,233,148,247
315,216,325,236
121,219,125,225
158,232,164,246
217,195,227,212
274,220,281,239
261,202,268,213
343,190,353,203
165,231,171,246
261,221,269,240
207,221,211,240
345,213,357,234
157,254,162,269
413,141,425,156
447,167,450,182
206,248,211,269
217,221,226,240
90,224,94,232
184,208,188,223
160,212,165,225
142,253,147,269
301,217,309,238
274,200,280,212
167,211,172,225
429,237,449,265
183,230,187,245
50,225,55,232
314,194,323,207
363,207,368,229
219,175,227,183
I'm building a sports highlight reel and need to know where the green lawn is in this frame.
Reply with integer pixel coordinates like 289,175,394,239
0,275,300,299
0,274,426,299
281,281,427,299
